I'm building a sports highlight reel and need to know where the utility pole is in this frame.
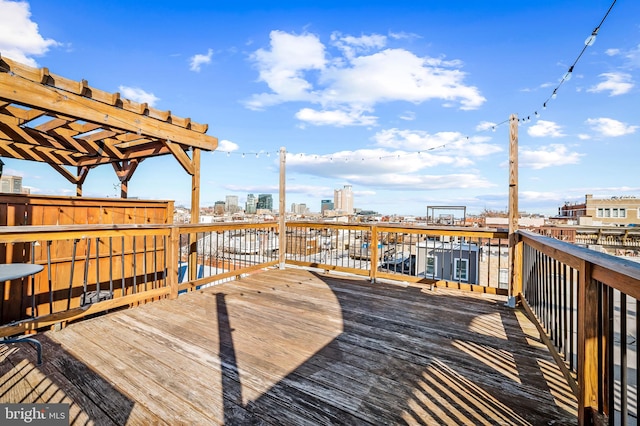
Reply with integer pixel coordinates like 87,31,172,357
279,147,286,269
507,114,522,307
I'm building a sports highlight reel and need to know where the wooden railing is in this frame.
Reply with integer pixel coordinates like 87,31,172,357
0,222,510,337
0,224,174,337
175,222,280,292
285,222,509,294
517,229,640,425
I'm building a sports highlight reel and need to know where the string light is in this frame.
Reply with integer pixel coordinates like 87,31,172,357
539,0,615,112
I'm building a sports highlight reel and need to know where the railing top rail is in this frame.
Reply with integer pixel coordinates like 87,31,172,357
177,221,278,233
518,229,640,283
285,221,508,237
0,223,172,243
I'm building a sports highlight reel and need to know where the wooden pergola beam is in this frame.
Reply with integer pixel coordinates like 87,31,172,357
0,72,217,151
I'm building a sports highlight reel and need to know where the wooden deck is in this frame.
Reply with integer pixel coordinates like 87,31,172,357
1,268,577,425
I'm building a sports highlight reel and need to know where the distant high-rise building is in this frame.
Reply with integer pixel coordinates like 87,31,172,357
291,203,308,214
0,175,23,194
321,199,334,214
214,201,225,215
225,195,239,213
246,193,257,214
257,194,273,211
334,185,354,214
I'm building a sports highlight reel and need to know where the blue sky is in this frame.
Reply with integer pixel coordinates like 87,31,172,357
1,0,638,216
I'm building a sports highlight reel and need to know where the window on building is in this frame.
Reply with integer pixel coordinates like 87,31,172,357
613,208,619,218
604,208,611,218
425,256,437,277
620,208,626,218
454,258,469,281
597,208,603,218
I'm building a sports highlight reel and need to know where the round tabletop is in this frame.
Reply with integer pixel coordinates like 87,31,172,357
0,263,44,281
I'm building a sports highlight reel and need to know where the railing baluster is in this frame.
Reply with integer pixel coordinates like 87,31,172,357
132,236,137,294
47,240,53,313
621,291,628,424
83,238,91,306
109,237,114,296
31,241,36,317
121,236,126,295
605,284,613,422
143,235,148,292
153,235,158,289
96,237,101,300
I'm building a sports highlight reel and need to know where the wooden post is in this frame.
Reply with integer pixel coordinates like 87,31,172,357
279,147,286,269
370,225,379,283
168,226,179,299
507,114,521,307
111,161,139,200
189,148,201,281
577,260,599,424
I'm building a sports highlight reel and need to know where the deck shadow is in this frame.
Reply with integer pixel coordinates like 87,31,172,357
0,334,137,425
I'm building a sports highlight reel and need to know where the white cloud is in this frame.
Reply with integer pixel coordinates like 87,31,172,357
217,139,239,152
321,48,485,110
577,134,591,140
520,191,566,201
346,173,495,190
527,120,565,138
475,121,497,132
520,144,583,169
399,111,416,121
245,30,486,123
287,149,429,177
373,128,501,158
118,86,160,106
586,117,638,137
246,30,326,109
587,72,634,96
295,107,377,126
0,0,58,66
604,44,640,69
189,49,213,72
287,148,496,190
330,32,387,59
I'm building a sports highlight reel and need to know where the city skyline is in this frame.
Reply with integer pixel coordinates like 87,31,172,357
0,1,638,216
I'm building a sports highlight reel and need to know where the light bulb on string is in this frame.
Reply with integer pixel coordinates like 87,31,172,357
551,89,558,99
585,29,598,46
226,152,230,157
242,153,245,158
563,66,574,82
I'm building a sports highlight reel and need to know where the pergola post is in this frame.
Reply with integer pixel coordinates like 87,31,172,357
112,160,140,200
189,148,201,281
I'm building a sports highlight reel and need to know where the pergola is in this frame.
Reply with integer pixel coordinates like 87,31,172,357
0,54,218,223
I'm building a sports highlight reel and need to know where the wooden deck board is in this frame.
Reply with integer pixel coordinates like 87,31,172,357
1,268,577,425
